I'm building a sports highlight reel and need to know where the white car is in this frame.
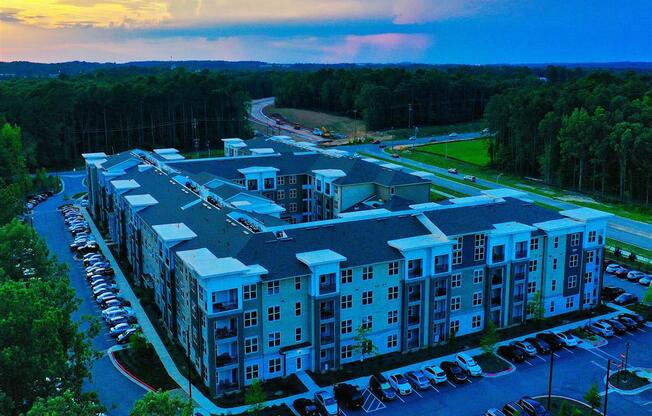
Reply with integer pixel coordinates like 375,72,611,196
555,332,579,347
447,168,459,174
422,364,447,384
588,321,614,338
455,352,482,376
102,306,134,320
449,132,458,137
388,373,412,395
605,263,622,274
639,275,651,286
314,391,337,416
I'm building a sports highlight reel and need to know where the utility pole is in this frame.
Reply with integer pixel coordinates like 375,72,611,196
353,109,358,142
192,117,199,158
206,138,211,158
604,360,611,416
547,347,555,410
408,103,413,129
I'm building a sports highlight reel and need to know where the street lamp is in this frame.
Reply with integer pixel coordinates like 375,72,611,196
547,347,554,410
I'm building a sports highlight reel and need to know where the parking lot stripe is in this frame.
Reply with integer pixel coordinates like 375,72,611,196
413,389,423,398
563,347,575,354
466,379,473,384
536,355,547,362
553,352,561,358
431,385,440,393
447,380,457,388
524,360,534,366
613,334,623,339
596,349,621,361
395,394,405,403
338,408,348,416
591,360,607,371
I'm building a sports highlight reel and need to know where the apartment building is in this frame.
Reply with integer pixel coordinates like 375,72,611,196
83,137,611,397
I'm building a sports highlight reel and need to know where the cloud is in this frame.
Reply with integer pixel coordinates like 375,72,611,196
0,8,22,23
322,33,432,62
392,0,498,24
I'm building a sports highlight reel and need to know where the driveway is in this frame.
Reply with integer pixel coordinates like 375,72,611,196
32,173,145,416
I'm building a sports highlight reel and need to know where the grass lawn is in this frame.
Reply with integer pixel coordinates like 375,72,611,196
216,375,306,408
533,396,596,416
386,120,485,140
474,353,511,374
72,191,87,199
181,148,224,159
266,106,366,138
416,138,491,166
627,303,652,321
211,404,294,416
606,239,652,263
431,184,467,198
113,347,178,391
609,370,650,390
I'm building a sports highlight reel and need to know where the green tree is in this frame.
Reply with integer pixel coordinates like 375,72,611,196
583,382,601,414
480,320,499,353
644,285,652,304
129,391,191,416
244,379,266,413
27,390,105,416
0,219,56,282
0,185,24,225
0,123,27,182
128,331,149,356
352,325,379,363
527,291,545,322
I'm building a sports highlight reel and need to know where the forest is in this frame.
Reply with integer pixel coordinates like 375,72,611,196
485,71,652,204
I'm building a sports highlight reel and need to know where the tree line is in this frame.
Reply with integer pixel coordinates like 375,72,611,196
485,71,652,204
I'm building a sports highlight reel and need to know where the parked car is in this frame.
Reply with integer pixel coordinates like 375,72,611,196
388,373,412,395
615,316,639,330
440,361,468,383
422,364,447,384
605,263,622,273
110,323,138,338
502,402,526,416
602,286,626,301
555,332,579,347
518,396,551,416
485,409,507,416
405,370,430,390
96,293,117,304
333,383,363,409
603,319,627,335
314,391,338,416
391,153,400,159
627,270,646,282
372,140,381,144
497,345,526,363
292,398,318,416
587,321,614,338
639,275,652,286
511,340,537,356
525,337,551,355
369,373,396,401
614,293,638,305
447,168,458,174
619,312,646,326
463,175,477,182
455,352,482,376
536,332,564,350
614,268,630,279
106,315,130,328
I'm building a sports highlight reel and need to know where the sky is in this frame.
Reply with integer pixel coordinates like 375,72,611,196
0,0,651,64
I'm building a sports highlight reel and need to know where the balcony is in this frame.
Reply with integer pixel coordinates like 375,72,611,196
491,297,502,307
434,264,449,274
212,301,238,313
434,287,447,298
319,307,335,320
319,283,336,295
515,250,528,259
320,335,334,345
408,315,420,325
408,268,423,279
514,272,526,281
433,311,446,320
492,253,505,263
215,353,237,367
514,294,525,303
491,275,503,287
408,290,422,303
215,327,237,340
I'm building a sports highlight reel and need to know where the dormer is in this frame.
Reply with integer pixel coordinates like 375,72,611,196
237,166,280,191
296,249,346,297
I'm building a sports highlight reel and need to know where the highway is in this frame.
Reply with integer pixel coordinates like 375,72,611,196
249,97,652,251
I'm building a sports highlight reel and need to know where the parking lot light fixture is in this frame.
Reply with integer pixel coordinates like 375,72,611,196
547,347,554,410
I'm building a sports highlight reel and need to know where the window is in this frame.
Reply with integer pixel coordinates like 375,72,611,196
474,234,485,261
453,237,463,265
529,260,538,272
245,364,259,381
472,292,483,306
295,276,301,290
588,230,596,243
549,301,555,313
277,176,285,185
289,189,297,199
473,269,484,284
362,315,373,330
450,296,461,311
295,301,302,316
289,175,297,184
341,345,353,360
295,327,302,342
387,310,398,324
341,294,352,309
569,254,579,268
388,261,399,276
341,269,352,284
450,320,460,334
268,332,280,348
247,179,258,191
267,280,280,295
341,319,352,334
551,279,557,291
387,286,399,300
553,258,558,270
362,266,374,280
289,202,298,212
527,281,537,294
268,358,281,374
566,297,574,309
472,315,482,329
387,334,398,348
244,337,258,354
530,238,539,251
568,275,578,289
451,273,462,288
243,284,257,301
362,290,373,305
267,306,280,322
244,310,258,327
586,250,595,264
570,233,580,247
584,271,593,284
277,190,285,200
296,357,302,370
553,237,559,248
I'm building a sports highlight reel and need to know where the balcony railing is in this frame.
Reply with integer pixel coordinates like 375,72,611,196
515,250,528,259
215,353,237,367
408,292,422,302
320,308,335,320
491,276,503,286
433,311,446,320
319,283,336,295
492,254,505,263
215,327,237,339
320,335,334,345
513,294,524,302
434,265,449,274
212,301,238,313
408,316,420,325
408,269,423,279
514,272,526,281
491,297,502,307
434,287,447,298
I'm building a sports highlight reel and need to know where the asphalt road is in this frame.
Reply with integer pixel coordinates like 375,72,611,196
250,97,327,143
32,173,144,416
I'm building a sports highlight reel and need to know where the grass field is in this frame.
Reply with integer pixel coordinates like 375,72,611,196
182,148,224,159
417,138,491,166
113,348,178,391
266,106,366,138
386,120,485,140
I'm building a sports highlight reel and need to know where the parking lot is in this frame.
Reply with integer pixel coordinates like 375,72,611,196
32,173,145,416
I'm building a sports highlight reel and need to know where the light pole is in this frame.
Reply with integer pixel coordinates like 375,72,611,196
604,359,611,416
547,347,554,410
624,342,630,381
192,117,199,158
353,109,358,142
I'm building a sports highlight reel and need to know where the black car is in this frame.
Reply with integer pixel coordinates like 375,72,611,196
497,345,526,363
620,312,646,326
616,316,639,330
517,397,550,416
292,398,318,416
536,332,563,351
525,337,551,355
614,293,638,305
503,402,526,416
603,319,627,335
369,373,396,401
333,383,363,409
602,286,626,301
440,361,468,383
